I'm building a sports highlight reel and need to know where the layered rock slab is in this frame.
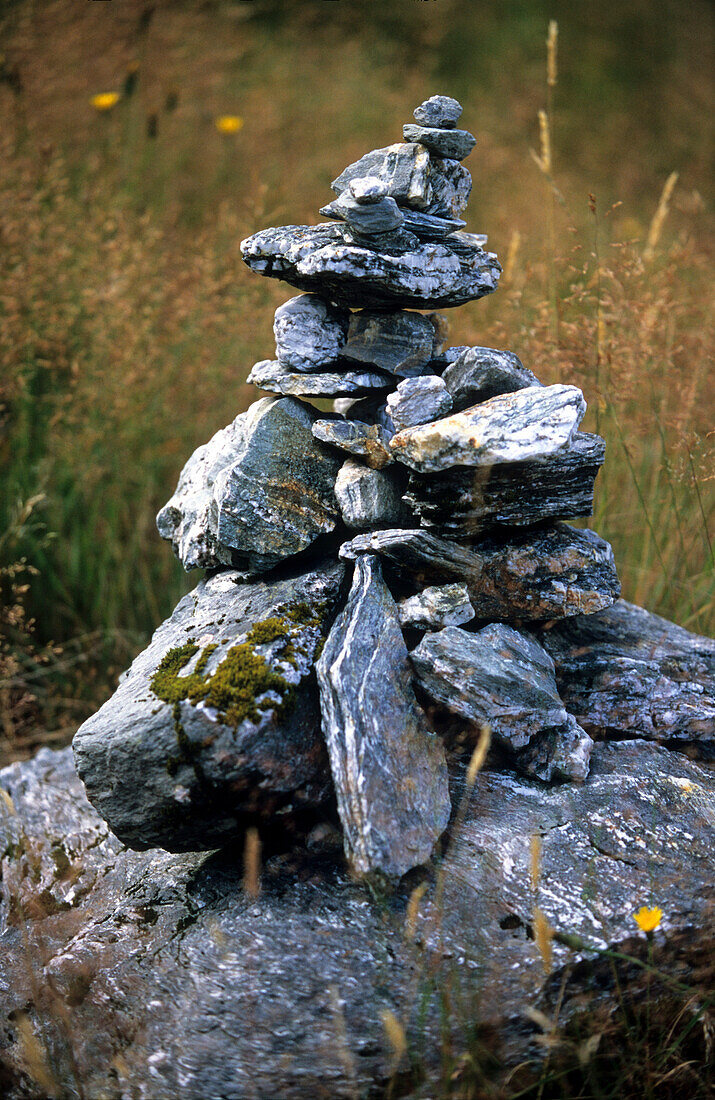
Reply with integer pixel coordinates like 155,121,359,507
316,555,450,878
73,561,345,851
248,358,391,397
157,396,342,573
2,743,713,1099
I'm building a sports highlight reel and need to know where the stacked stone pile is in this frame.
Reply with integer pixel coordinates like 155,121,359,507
73,96,715,881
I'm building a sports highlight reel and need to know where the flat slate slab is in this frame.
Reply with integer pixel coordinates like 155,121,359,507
248,358,392,397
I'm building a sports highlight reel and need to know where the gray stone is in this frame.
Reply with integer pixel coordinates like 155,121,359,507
331,144,472,219
347,175,388,203
2,742,713,1098
312,417,394,469
443,345,541,410
386,375,453,430
390,384,586,472
241,221,500,310
413,94,463,128
72,562,346,852
339,192,405,236
341,523,620,620
157,397,341,573
403,123,476,160
397,583,474,630
428,158,472,218
334,460,407,529
540,599,715,745
316,555,451,879
320,199,467,240
342,309,440,376
514,714,594,783
273,293,350,371
248,358,391,397
404,432,606,536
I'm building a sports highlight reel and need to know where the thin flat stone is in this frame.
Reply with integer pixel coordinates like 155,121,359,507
398,583,474,630
73,562,345,851
273,294,349,371
157,397,342,572
443,346,541,410
413,94,463,128
540,599,715,744
403,124,476,160
312,417,394,469
404,432,606,535
248,358,391,397
316,555,451,879
241,222,500,310
331,144,472,219
386,375,453,430
320,199,467,241
389,384,586,472
340,523,620,620
342,310,440,376
334,459,407,529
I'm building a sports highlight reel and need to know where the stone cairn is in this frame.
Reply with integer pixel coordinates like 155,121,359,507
77,94,683,881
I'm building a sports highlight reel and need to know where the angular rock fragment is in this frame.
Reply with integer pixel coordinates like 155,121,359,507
390,384,586,472
398,583,474,630
443,345,541,410
413,94,463,128
332,143,434,209
334,460,407,529
386,375,453,430
312,417,394,469
403,124,476,160
157,397,342,572
404,432,606,535
321,199,467,240
316,555,451,878
341,523,620,620
248,358,391,397
329,177,405,237
540,599,715,744
73,562,346,851
427,159,472,218
273,293,350,371
241,222,500,309
342,309,440,376
514,715,594,783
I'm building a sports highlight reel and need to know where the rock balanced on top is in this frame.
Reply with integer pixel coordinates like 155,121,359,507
72,94,712,882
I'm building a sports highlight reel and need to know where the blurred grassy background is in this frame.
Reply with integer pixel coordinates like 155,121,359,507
0,0,713,763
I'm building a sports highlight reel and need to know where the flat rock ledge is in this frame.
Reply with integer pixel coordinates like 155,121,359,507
1,742,713,1099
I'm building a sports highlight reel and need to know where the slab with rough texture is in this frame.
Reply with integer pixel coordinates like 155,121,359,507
386,375,453,430
443,345,541,410
241,222,500,309
248,358,391,397
321,199,467,240
404,432,606,536
397,583,474,630
341,523,620,620
316,555,451,879
390,384,586,472
2,742,712,1099
312,417,394,469
334,459,407,529
73,561,345,852
157,396,342,572
403,123,476,160
540,599,715,745
341,309,440,376
273,293,350,371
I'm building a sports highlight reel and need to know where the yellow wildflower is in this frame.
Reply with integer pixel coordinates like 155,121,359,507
91,92,120,111
633,906,663,934
215,115,244,134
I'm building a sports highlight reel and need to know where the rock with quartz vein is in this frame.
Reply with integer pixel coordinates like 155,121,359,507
248,358,391,397
316,555,451,878
342,309,442,376
398,583,474,630
334,460,407,529
273,294,350,371
386,375,453,430
443,345,541,410
390,384,586,472
331,143,472,218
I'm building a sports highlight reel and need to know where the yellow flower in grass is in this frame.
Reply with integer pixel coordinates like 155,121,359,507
215,115,244,134
633,906,663,934
91,92,120,111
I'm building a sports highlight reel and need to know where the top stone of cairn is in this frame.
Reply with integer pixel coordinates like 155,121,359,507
413,94,463,128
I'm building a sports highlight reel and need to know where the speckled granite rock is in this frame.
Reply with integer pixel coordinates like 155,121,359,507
386,375,453,430
157,396,342,572
397,583,474,630
443,345,541,410
248,357,391,397
273,293,350,371
316,555,451,878
334,460,407,529
73,561,345,851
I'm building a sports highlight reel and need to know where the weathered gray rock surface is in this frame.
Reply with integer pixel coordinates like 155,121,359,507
321,199,468,240
540,599,715,745
404,431,606,535
73,561,345,851
398,582,474,630
2,742,713,1099
390,384,586,472
329,180,405,236
312,417,394,468
273,293,349,370
316,556,451,878
157,397,342,572
514,713,594,783
403,123,476,160
240,222,500,309
341,523,620,620
386,375,453,430
413,93,463,128
334,459,407,529
443,345,541,410
342,308,440,375
331,142,472,219
248,357,391,397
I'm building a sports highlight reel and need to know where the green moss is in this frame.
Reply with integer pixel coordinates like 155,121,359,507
191,642,292,726
246,616,291,646
151,642,199,704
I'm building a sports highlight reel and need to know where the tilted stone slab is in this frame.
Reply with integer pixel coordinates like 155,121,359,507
157,396,342,573
443,345,541,411
316,555,451,878
540,599,715,745
73,562,345,852
389,384,586,472
248,358,392,397
240,222,500,310
341,523,620,620
273,293,350,371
